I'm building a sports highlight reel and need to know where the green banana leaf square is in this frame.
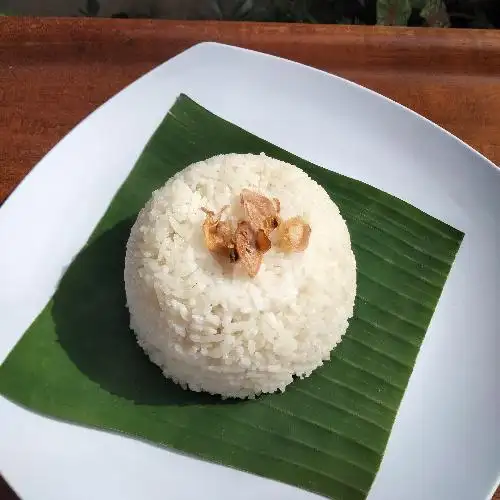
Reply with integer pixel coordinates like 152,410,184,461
0,94,463,500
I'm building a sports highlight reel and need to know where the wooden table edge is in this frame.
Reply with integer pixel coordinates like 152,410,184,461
1,17,500,65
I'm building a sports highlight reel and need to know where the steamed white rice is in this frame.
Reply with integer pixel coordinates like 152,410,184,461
124,153,356,398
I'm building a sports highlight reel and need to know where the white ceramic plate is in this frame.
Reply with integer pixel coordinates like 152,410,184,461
1,42,499,500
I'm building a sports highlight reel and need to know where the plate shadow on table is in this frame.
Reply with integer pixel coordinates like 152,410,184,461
52,218,240,408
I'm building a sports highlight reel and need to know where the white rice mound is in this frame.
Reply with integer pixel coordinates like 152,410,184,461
124,153,357,399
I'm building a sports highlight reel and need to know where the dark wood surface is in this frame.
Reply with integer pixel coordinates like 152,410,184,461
1,18,500,203
0,476,19,500
0,17,499,500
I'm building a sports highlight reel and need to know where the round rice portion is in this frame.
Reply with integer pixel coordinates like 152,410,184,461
124,153,356,398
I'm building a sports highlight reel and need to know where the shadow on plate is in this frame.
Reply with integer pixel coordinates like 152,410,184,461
52,218,241,408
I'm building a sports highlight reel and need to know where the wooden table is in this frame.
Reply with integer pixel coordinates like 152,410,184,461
0,17,499,500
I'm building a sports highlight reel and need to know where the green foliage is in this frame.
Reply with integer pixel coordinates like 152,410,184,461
376,0,450,26
421,0,450,27
74,0,498,28
377,0,412,25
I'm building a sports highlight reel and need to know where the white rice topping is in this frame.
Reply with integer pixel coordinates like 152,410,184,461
124,153,357,398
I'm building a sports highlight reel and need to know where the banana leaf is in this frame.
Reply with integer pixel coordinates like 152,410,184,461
0,94,463,500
